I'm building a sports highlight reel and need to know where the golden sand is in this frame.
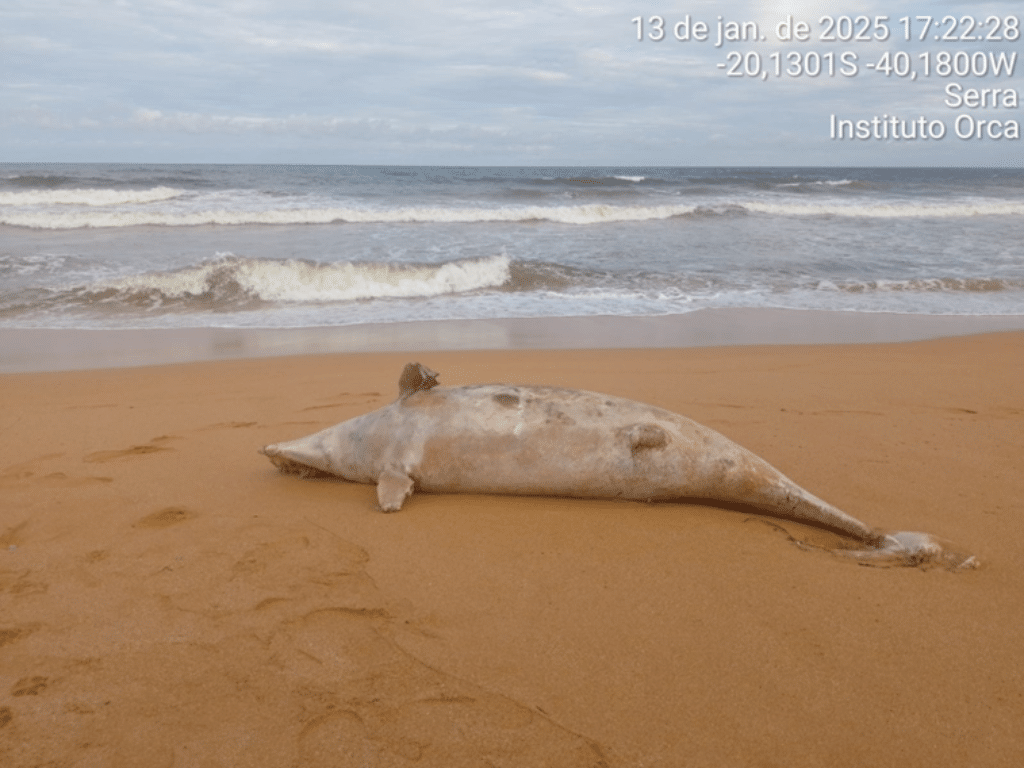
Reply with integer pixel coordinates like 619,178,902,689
1,331,1022,766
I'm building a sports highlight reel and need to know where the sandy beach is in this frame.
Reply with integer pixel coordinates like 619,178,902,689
2,317,1023,766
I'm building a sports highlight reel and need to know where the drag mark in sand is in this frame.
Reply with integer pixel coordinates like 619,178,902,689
0,503,610,767
28,522,606,766
39,472,114,486
792,409,886,417
84,435,178,463
197,420,258,430
302,392,383,412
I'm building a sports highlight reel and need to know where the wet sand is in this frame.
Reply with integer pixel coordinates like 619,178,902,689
5,308,1024,373
1,319,1023,766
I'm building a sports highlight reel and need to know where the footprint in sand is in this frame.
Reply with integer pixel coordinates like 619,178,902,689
0,520,29,548
12,676,48,696
7,579,48,597
0,625,36,648
133,507,195,529
1,452,66,479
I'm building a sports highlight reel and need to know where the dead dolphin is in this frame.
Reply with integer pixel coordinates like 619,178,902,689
260,363,976,569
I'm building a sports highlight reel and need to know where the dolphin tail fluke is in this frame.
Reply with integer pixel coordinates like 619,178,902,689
831,531,979,570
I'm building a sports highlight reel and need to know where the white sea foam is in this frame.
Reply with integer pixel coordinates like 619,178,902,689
1,253,72,276
742,200,1024,218
813,276,1019,293
5,195,1024,229
776,179,855,188
613,176,646,182
0,202,705,229
0,186,185,207
91,254,512,304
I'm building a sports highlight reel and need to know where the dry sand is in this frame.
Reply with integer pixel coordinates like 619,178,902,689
1,327,1023,766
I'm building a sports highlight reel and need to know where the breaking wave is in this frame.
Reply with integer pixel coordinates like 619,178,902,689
2,254,514,318
0,202,706,229
0,186,186,207
5,197,1024,229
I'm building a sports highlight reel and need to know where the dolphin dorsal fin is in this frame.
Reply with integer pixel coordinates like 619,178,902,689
398,362,440,399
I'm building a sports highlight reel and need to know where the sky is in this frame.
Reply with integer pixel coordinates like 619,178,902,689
2,0,1021,165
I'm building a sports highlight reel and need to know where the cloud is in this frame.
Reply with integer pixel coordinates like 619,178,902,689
126,108,519,145
4,34,67,52
239,35,343,52
129,108,394,135
447,64,570,83
1,0,1021,164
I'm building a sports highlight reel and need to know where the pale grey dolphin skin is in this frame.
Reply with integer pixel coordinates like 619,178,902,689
261,363,976,570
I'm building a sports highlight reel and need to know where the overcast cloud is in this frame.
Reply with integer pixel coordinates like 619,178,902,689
1,0,1020,164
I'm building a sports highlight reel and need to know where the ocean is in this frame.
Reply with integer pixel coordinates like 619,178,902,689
1,164,1023,330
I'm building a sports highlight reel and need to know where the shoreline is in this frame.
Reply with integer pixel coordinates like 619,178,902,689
3,308,1024,373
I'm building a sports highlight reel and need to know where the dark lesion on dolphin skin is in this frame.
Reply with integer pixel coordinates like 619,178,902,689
493,393,520,408
540,401,575,426
398,362,440,399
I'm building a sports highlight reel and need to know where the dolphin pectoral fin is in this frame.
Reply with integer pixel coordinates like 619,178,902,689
377,467,415,512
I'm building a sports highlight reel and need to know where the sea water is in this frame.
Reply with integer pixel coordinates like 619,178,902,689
1,164,1022,329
